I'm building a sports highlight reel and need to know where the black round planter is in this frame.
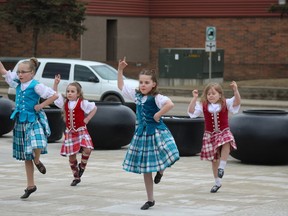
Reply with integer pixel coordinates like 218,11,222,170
230,109,288,165
44,108,65,142
124,102,136,113
0,97,15,136
163,116,204,156
87,102,136,149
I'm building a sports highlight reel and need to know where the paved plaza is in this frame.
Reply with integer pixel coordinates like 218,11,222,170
0,131,287,216
1,87,288,215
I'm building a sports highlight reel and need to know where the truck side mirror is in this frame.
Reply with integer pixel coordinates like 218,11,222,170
88,76,99,83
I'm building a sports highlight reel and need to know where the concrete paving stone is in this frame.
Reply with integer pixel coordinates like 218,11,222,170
0,132,288,216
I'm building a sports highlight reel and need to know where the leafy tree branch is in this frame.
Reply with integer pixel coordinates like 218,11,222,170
0,0,87,56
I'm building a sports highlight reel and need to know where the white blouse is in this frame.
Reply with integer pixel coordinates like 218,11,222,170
54,94,96,114
188,97,240,118
122,84,171,109
4,70,56,99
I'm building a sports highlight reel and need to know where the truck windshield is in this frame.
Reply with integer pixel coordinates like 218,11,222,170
91,65,119,80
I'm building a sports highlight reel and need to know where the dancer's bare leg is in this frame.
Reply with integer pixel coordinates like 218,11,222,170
25,160,35,188
143,173,154,201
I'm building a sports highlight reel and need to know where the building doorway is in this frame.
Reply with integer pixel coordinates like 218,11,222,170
107,19,117,61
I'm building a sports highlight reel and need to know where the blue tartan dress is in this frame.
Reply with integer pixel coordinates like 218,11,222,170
123,93,179,174
11,80,50,161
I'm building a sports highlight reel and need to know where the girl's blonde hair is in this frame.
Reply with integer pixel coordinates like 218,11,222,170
201,82,226,106
20,57,39,74
66,82,84,99
136,69,159,96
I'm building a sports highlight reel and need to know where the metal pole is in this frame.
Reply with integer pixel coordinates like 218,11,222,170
209,51,212,82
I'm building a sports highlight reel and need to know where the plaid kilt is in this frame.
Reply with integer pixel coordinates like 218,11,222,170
60,127,94,156
13,110,50,161
123,129,180,174
200,128,237,161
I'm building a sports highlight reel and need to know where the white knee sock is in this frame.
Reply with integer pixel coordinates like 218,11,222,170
219,160,227,170
215,178,222,186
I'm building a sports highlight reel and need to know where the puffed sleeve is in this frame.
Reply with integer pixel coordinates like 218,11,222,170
187,101,203,118
53,94,65,109
34,83,56,99
121,84,136,101
3,70,19,88
226,97,240,114
81,100,96,114
154,94,171,109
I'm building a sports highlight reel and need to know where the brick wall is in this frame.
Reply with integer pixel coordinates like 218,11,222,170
1,16,288,81
0,21,80,58
150,17,288,81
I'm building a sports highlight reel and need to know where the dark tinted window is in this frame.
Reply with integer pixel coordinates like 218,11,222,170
74,65,97,82
42,63,70,80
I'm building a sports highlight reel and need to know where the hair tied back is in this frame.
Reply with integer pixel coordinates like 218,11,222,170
30,57,39,68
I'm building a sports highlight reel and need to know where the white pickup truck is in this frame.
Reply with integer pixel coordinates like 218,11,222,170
8,58,138,105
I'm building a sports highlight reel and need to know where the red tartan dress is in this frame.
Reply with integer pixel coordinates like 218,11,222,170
60,99,94,156
200,102,237,161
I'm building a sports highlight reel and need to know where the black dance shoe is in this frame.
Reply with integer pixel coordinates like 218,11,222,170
78,164,85,178
20,185,37,199
218,168,224,178
140,201,155,210
154,172,163,184
210,185,221,193
34,160,46,174
70,179,81,186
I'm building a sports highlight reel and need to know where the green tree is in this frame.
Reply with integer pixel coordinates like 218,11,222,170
269,3,288,18
0,0,87,56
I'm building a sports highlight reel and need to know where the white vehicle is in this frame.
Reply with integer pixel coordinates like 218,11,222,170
8,58,138,105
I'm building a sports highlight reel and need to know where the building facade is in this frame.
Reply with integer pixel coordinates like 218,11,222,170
0,0,287,82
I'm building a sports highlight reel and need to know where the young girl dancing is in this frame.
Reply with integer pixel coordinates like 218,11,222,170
54,74,97,186
0,58,58,199
118,57,179,210
187,81,241,193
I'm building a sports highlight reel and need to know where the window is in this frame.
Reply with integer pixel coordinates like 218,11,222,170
74,65,98,82
91,65,118,80
42,63,70,80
